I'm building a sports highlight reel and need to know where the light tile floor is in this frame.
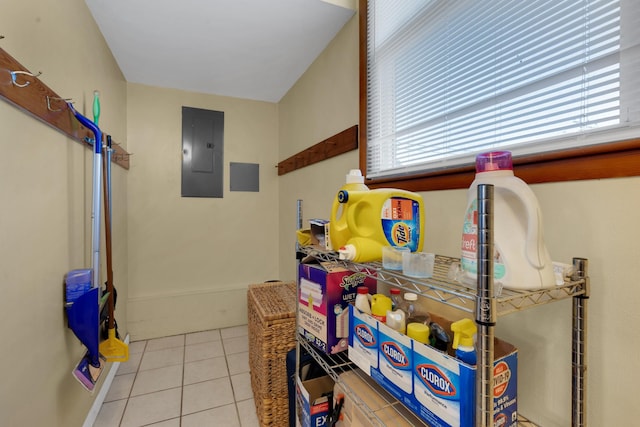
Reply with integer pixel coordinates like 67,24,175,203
94,325,259,427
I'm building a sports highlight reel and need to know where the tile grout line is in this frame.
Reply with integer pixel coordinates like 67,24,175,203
118,340,147,427
180,334,185,427
223,333,248,427
98,328,250,427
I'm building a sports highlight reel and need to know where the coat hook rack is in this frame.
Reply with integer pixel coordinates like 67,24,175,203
46,96,73,112
0,47,130,169
10,70,42,88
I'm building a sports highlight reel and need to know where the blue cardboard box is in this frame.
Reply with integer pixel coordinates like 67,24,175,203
411,329,517,427
347,307,518,427
371,320,415,409
347,304,379,372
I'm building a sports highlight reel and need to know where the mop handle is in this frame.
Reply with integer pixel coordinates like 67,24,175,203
68,103,102,291
107,135,112,225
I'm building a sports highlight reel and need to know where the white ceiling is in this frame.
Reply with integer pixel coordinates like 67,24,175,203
85,0,356,103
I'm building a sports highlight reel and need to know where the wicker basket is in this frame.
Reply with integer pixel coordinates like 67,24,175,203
247,281,297,426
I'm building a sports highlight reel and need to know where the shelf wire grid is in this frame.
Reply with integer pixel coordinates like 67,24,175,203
298,246,584,426
300,338,540,427
301,247,586,317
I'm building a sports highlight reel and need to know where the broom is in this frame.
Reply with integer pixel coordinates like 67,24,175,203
95,92,128,362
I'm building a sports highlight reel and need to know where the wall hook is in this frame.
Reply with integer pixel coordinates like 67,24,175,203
10,70,42,87
46,96,73,112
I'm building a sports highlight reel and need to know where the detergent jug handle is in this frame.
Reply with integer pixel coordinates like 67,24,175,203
498,183,546,269
330,192,348,246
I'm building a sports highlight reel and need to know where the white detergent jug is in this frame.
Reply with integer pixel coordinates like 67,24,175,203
461,151,555,290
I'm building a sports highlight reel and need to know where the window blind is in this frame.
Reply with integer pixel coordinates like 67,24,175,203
366,0,640,178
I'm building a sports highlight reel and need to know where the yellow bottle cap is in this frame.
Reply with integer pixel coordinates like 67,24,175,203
407,322,430,344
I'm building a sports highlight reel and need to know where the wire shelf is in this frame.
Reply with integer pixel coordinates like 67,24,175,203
300,247,587,317
300,338,541,426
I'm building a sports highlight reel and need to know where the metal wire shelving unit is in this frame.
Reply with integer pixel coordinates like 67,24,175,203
296,184,589,427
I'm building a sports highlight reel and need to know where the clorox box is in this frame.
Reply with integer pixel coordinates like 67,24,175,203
348,304,379,373
410,318,518,427
371,321,415,408
299,260,376,354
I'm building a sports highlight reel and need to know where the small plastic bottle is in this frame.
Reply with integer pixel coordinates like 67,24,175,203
399,292,431,326
354,286,371,314
390,288,402,310
451,318,477,365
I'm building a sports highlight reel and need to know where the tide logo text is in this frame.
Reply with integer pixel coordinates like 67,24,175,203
381,342,409,367
416,364,456,397
392,223,411,246
355,325,376,347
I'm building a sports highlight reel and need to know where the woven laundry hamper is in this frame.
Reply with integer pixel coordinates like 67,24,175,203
247,281,297,426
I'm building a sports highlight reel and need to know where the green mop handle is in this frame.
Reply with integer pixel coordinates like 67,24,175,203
93,90,100,126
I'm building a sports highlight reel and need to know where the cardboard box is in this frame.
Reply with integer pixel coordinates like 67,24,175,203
411,327,518,427
348,307,518,427
348,304,380,370
310,219,332,250
371,320,415,409
296,375,334,427
334,370,424,427
299,261,376,354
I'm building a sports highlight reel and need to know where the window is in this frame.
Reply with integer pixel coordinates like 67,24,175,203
360,0,640,189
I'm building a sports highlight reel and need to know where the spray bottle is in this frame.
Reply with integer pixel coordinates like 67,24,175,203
451,318,477,365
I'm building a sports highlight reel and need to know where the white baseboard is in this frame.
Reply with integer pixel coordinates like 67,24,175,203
82,334,130,427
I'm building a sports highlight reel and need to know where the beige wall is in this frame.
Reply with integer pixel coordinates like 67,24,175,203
3,0,637,425
0,0,128,426
277,8,638,427
278,13,361,277
126,84,280,340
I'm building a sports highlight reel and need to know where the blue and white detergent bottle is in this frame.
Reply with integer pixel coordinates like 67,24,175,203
461,151,555,290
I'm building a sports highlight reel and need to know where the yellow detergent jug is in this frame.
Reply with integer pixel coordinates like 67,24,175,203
330,170,425,263
330,169,370,251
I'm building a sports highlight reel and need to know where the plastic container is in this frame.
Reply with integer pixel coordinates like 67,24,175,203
461,151,555,290
389,288,402,310
329,169,370,251
402,251,435,278
370,294,392,322
354,286,371,314
451,318,477,365
330,170,425,263
382,245,410,270
398,292,431,326
406,323,430,344
385,309,406,333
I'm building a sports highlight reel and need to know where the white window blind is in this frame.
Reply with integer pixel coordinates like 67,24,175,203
366,0,640,179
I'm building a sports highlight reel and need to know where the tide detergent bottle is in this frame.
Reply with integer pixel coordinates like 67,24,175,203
330,170,424,263
461,151,555,290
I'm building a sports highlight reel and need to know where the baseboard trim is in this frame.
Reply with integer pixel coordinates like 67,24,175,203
127,282,250,302
82,334,130,427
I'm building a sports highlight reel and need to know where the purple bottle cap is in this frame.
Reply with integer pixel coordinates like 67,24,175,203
476,151,513,173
